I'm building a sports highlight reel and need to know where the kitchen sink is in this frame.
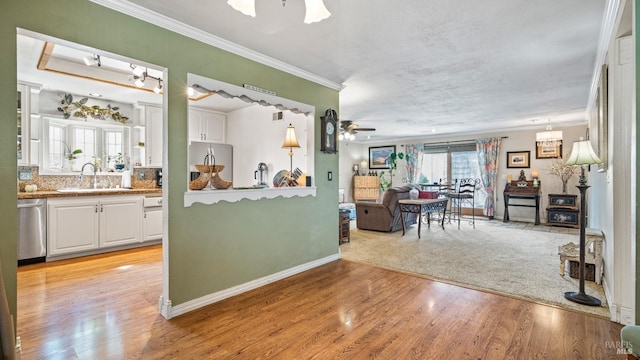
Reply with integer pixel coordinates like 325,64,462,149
57,188,131,193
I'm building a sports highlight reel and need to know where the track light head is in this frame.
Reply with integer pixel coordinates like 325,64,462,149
83,54,101,67
153,80,163,94
131,65,146,77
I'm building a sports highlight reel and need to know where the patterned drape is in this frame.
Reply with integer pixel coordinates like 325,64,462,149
404,143,424,184
476,138,501,218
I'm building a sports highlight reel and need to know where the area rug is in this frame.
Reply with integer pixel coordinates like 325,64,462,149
340,218,609,318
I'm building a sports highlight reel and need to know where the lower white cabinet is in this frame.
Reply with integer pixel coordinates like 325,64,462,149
143,197,163,241
48,196,143,257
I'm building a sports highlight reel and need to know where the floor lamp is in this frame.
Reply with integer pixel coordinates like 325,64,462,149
563,137,602,306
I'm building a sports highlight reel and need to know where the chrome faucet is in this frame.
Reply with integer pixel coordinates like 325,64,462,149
80,162,98,189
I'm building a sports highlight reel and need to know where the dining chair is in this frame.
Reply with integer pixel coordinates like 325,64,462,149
448,178,480,229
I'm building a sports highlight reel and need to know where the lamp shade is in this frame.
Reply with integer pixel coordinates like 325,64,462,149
304,0,331,24
565,138,601,166
227,0,256,17
282,124,301,149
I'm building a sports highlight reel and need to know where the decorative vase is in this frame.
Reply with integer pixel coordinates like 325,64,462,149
64,159,75,171
562,181,568,194
409,188,419,200
114,164,125,171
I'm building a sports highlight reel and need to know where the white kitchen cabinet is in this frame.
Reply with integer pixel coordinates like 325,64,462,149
145,104,163,167
189,108,226,143
17,84,29,164
99,197,143,247
48,196,143,257
48,198,100,256
143,197,163,242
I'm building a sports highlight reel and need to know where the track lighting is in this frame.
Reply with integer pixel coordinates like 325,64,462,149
134,75,145,88
83,54,101,67
131,65,145,77
130,64,163,93
153,79,162,94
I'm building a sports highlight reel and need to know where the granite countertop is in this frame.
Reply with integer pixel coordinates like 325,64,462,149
18,188,162,199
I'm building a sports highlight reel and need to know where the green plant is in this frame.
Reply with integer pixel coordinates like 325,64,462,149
379,152,411,192
63,142,82,160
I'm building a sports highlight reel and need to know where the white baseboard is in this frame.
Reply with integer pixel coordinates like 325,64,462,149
602,277,635,324
602,277,616,321
165,253,341,319
619,306,635,325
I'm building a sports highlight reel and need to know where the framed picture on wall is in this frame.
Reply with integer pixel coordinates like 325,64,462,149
506,151,530,168
369,145,395,169
535,142,562,159
597,63,608,172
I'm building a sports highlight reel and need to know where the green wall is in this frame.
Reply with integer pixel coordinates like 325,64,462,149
636,0,640,325
0,0,339,320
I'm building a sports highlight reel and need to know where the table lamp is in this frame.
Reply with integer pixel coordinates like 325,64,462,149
563,137,602,306
282,123,301,177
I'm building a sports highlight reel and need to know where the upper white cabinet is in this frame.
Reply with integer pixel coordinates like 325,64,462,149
189,108,226,143
144,104,163,167
132,104,163,167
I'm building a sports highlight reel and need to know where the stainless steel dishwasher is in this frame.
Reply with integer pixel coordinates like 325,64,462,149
18,198,47,265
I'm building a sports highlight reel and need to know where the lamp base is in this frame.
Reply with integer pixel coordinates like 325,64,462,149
564,291,601,306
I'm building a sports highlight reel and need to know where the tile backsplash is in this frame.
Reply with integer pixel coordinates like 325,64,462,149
17,166,160,192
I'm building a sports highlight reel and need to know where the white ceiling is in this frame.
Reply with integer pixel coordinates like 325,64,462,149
19,1,608,143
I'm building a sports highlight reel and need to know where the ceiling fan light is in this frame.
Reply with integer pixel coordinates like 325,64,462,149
338,133,344,141
304,0,331,24
227,0,256,17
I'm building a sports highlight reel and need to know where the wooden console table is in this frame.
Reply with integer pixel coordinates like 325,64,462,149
398,198,449,239
503,181,541,225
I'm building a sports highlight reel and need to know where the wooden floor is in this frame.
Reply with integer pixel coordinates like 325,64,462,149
17,245,625,359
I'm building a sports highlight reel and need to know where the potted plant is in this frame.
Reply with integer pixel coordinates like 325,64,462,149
549,154,579,194
111,152,129,171
62,142,82,171
64,142,83,161
379,152,410,192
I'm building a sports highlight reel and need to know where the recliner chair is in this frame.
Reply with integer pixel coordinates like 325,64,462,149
356,185,419,232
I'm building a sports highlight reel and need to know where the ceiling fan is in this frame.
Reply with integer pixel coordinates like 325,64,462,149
340,120,375,140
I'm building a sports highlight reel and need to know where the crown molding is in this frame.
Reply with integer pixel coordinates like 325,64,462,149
587,0,621,113
90,0,344,92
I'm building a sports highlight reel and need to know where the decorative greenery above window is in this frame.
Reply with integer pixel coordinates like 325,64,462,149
57,93,129,124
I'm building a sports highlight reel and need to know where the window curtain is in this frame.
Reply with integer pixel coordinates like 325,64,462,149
476,138,501,218
404,143,424,184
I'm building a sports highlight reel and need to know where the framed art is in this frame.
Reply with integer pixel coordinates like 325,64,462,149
506,151,530,168
597,63,608,172
369,145,395,169
536,141,562,159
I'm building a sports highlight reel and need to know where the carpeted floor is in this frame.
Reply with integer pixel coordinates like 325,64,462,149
340,217,609,318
